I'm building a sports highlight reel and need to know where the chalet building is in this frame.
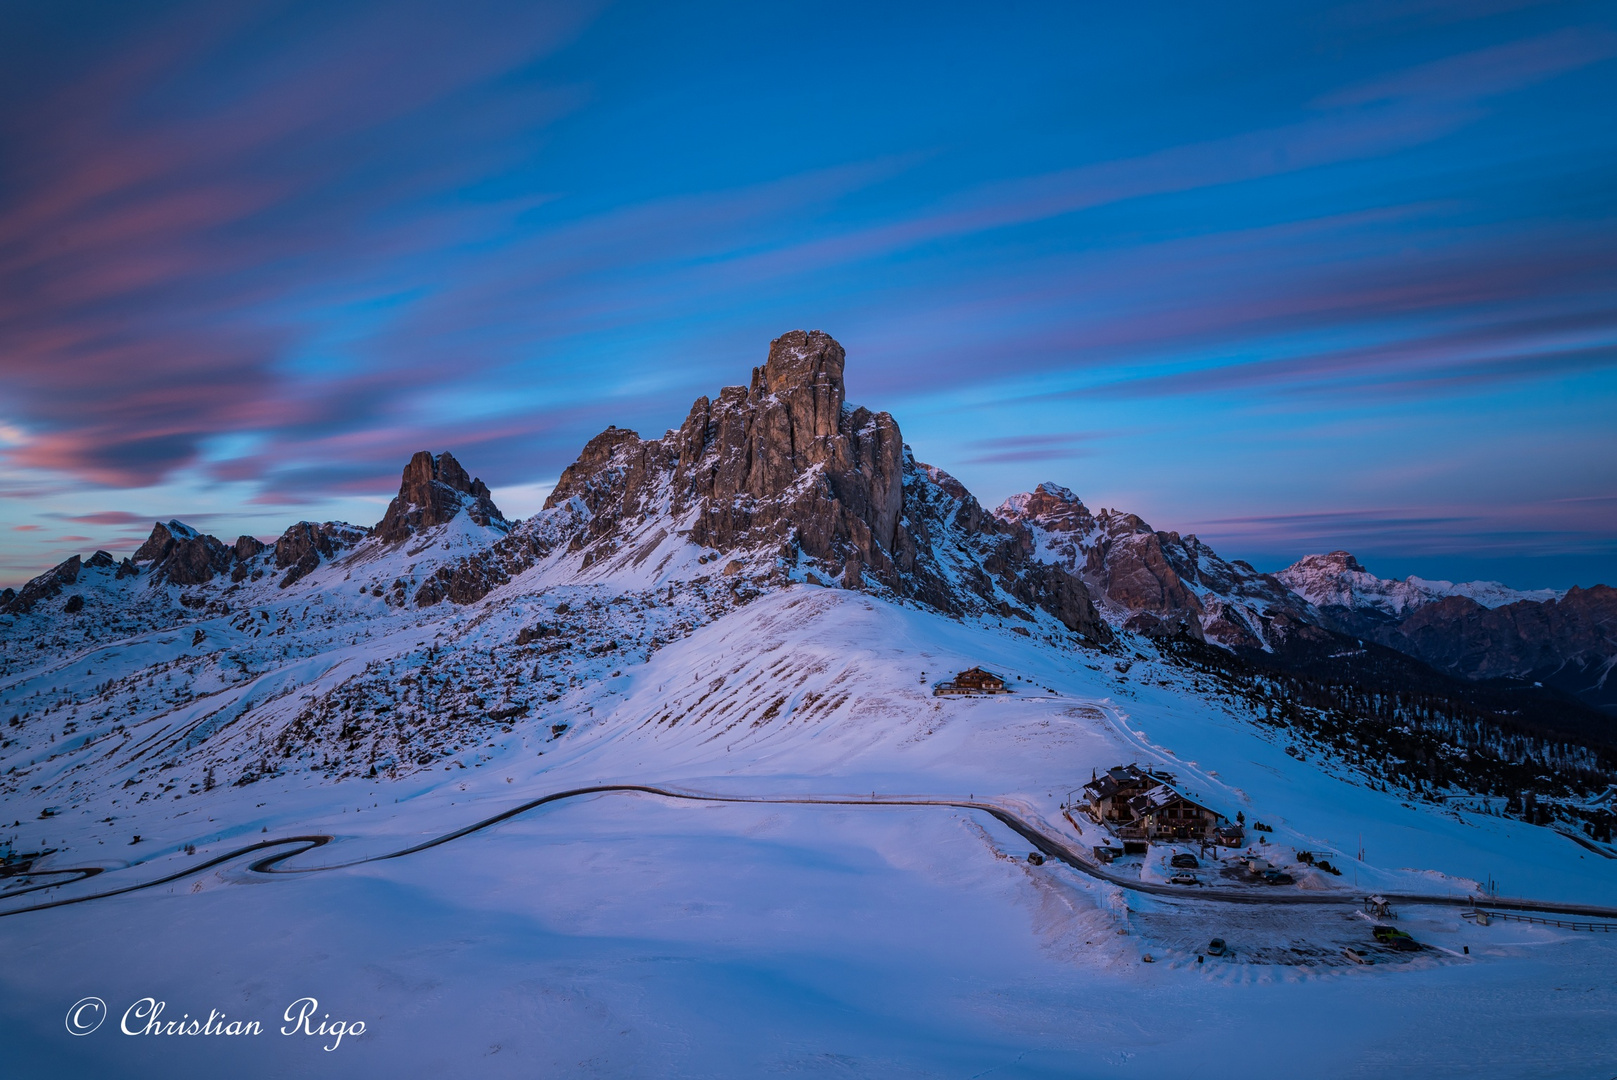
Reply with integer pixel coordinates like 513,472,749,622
1082,763,1225,842
1081,764,1176,825
1126,784,1222,841
932,667,1011,696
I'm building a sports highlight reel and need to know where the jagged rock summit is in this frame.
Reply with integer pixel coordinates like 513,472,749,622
530,329,1109,640
129,520,268,586
548,330,901,572
994,484,1313,649
376,450,508,543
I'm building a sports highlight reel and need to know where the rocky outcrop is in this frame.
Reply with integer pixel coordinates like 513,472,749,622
375,451,508,543
3,555,81,614
888,460,1107,638
546,331,905,580
994,485,1307,648
413,502,584,607
274,521,369,588
1086,512,1206,631
132,520,198,564
127,520,259,586
158,533,235,585
229,535,267,582
531,330,1108,641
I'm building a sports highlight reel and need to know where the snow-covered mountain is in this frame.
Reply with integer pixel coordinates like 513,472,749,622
1273,550,1615,713
1,327,1612,815
4,330,1616,1077
993,483,1316,650
1277,550,1563,615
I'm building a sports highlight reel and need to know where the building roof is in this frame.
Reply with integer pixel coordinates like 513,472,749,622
1127,783,1216,817
1083,763,1177,801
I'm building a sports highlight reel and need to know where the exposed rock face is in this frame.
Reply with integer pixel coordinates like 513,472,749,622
997,483,1095,541
274,521,369,588
132,520,199,564
375,451,508,543
1086,512,1206,632
229,535,267,582
1367,585,1617,714
413,502,584,608
994,485,1308,648
892,460,1107,637
3,555,81,614
157,533,234,586
517,330,1105,640
548,331,905,577
127,520,259,586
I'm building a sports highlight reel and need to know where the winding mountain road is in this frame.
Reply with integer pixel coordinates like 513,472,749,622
4,784,1615,923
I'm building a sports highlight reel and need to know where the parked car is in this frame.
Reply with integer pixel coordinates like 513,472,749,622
1343,947,1373,965
1206,937,1228,957
1372,926,1420,951
1262,869,1295,885
1169,853,1200,869
1169,872,1200,886
1027,852,1045,866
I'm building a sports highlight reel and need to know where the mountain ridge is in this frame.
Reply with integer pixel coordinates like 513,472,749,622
2,331,1611,714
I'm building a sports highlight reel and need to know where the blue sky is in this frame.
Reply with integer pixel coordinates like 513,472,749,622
1,0,1614,589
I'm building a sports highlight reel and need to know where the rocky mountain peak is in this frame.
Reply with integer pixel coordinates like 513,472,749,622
1278,550,1435,615
2,554,81,614
375,450,508,544
1290,550,1368,576
132,520,198,563
548,329,904,562
749,328,846,440
995,483,1095,537
126,519,242,586
527,330,1108,640
1281,549,1563,615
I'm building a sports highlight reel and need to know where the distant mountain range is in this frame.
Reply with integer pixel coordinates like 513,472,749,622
3,330,1613,721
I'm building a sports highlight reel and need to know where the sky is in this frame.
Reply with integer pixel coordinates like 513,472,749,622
1,0,1614,591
